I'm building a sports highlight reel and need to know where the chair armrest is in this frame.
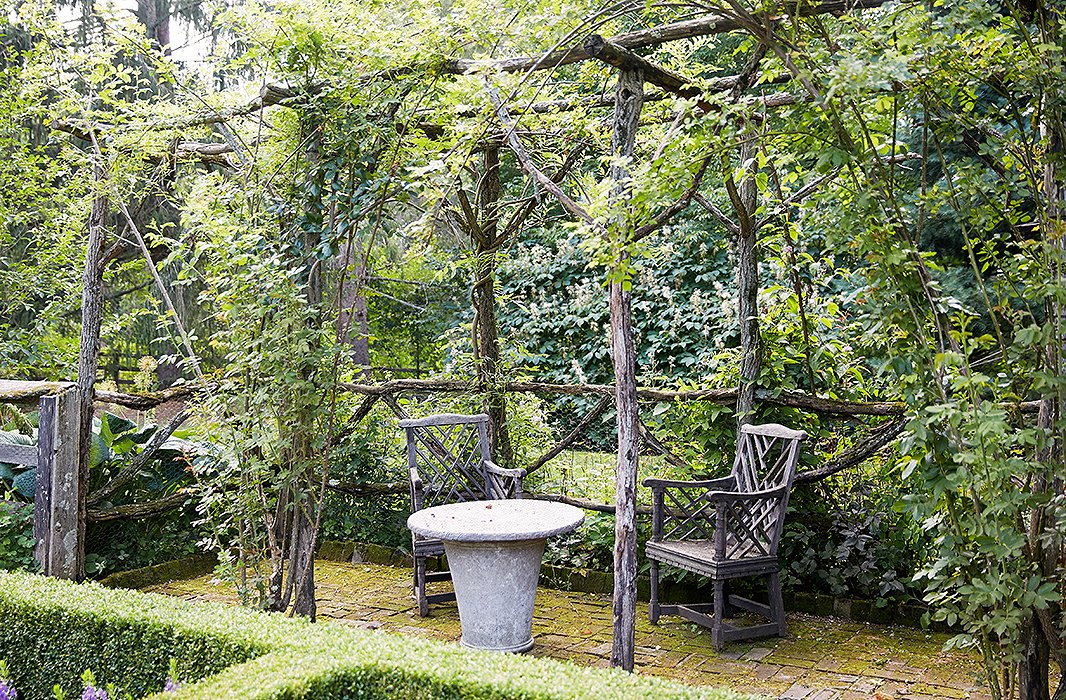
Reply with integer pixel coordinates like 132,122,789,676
642,475,736,490
484,460,527,479
704,484,788,503
483,459,525,499
409,467,424,510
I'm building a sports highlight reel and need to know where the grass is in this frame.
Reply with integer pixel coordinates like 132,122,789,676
528,451,694,505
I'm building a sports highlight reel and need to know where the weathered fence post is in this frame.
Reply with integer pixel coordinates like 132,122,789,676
33,384,82,579
0,380,83,579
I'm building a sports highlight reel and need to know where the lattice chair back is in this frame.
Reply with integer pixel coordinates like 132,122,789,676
401,413,493,511
725,422,806,559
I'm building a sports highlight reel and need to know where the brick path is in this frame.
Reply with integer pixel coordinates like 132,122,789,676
146,560,989,700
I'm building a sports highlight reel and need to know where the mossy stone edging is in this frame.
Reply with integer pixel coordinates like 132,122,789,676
0,570,754,700
99,554,217,590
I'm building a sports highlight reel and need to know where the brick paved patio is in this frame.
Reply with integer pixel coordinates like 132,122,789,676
145,560,989,700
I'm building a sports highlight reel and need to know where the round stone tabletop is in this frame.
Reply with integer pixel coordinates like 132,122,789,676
407,500,585,542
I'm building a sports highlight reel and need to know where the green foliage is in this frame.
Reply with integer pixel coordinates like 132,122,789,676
0,502,35,571
85,508,203,578
0,570,752,700
498,225,737,389
781,475,929,604
0,413,204,507
318,415,409,550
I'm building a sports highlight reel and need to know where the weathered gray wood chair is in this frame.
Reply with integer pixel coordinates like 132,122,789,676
400,413,526,616
644,422,806,650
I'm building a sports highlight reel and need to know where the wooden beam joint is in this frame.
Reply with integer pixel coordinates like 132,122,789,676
583,35,710,110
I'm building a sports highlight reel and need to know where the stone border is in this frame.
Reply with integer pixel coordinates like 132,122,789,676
100,542,939,631
98,553,217,590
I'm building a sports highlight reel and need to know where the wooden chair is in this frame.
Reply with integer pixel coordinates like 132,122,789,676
400,413,526,616
643,422,806,650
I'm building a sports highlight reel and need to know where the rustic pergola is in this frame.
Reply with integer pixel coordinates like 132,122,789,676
6,0,956,671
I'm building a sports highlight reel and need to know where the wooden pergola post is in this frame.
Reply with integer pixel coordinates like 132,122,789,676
72,167,110,582
608,67,644,672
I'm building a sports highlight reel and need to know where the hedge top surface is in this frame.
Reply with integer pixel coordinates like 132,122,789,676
0,571,756,700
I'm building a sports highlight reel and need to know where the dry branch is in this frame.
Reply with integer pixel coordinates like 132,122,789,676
583,35,707,108
94,382,213,409
528,491,654,516
326,480,407,497
485,83,605,233
88,409,190,505
794,418,907,484
637,421,689,470
95,379,1042,415
0,380,76,404
87,490,191,522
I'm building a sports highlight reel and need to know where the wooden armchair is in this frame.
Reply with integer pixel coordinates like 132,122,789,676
400,413,526,616
643,422,806,649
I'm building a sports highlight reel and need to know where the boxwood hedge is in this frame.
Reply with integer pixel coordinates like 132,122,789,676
0,571,753,700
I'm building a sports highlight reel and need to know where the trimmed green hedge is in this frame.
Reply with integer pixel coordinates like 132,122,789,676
0,571,754,700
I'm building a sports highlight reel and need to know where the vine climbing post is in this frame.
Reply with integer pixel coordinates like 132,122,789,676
474,144,514,465
608,67,643,672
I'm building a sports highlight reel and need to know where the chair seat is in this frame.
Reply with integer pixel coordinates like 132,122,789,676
646,539,779,578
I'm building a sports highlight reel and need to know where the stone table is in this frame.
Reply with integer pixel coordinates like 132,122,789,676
407,499,585,653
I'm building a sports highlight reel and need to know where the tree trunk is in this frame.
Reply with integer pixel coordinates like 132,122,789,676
1019,609,1051,700
734,141,759,426
74,170,109,582
608,68,643,672
289,500,317,618
474,145,514,465
1027,4,1066,694
137,0,171,56
1027,4,1066,698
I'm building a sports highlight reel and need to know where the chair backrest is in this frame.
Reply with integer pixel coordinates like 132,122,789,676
725,422,807,558
731,422,807,493
400,413,492,510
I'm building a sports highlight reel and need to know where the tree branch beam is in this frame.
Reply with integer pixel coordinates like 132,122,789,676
583,35,709,109
444,0,892,75
527,394,613,474
794,418,906,484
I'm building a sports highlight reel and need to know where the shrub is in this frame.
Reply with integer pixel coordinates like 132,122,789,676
0,571,753,700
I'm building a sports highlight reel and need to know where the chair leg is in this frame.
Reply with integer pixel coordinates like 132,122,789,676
415,555,429,617
712,579,725,651
768,571,786,637
649,561,660,624
721,579,732,619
